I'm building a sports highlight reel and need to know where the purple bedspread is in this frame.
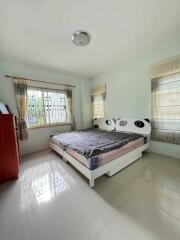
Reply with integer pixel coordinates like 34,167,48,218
52,129,144,169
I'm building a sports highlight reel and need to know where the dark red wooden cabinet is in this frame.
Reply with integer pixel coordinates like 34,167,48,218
0,114,20,183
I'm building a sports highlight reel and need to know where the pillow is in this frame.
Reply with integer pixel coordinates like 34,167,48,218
93,117,116,131
115,118,151,135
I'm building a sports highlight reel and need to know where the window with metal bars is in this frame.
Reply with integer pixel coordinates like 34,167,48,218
27,87,68,128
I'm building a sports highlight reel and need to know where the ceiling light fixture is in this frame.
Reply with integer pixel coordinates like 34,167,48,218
72,31,91,46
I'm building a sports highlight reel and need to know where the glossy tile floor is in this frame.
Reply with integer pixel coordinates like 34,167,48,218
0,151,180,240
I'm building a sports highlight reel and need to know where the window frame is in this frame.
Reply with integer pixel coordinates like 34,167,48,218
27,86,70,129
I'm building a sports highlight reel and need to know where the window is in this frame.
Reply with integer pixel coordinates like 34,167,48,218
151,73,180,144
92,94,105,119
91,84,106,119
27,87,68,128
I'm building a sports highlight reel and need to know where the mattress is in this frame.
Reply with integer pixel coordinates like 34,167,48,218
51,129,145,170
66,137,144,169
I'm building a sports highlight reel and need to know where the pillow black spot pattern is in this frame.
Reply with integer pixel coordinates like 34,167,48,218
144,118,150,123
105,119,112,125
119,120,127,126
134,120,145,128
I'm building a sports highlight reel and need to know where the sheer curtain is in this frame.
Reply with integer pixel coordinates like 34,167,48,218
151,55,180,144
14,79,28,140
66,88,75,130
91,84,106,119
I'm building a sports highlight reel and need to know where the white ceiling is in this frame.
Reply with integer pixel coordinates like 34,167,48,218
0,0,180,77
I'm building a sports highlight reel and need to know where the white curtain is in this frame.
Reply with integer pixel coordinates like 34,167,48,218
65,88,75,130
91,84,106,119
151,55,180,144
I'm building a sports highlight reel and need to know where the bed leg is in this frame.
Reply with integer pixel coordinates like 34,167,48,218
89,178,94,188
106,171,113,177
62,153,67,163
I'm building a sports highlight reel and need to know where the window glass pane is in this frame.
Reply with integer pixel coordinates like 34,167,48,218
27,89,45,127
44,90,67,124
27,87,67,127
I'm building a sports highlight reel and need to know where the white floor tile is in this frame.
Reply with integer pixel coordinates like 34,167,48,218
95,227,118,240
0,151,180,240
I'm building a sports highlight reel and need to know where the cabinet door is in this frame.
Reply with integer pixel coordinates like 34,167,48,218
0,114,19,183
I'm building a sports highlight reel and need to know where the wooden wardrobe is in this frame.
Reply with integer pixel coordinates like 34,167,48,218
0,114,20,183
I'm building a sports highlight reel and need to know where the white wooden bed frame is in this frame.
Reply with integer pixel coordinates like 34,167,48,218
50,117,151,187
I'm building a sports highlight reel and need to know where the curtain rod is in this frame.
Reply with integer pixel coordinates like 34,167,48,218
5,75,76,88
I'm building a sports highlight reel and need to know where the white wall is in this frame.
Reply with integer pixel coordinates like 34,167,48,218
80,78,92,129
0,59,90,155
1,39,179,158
91,39,180,158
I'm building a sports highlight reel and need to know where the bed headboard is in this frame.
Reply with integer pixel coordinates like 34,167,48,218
116,118,151,135
93,117,116,131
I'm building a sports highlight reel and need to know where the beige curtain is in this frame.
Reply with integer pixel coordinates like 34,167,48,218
151,56,180,144
66,89,75,130
14,79,28,140
90,84,106,96
91,84,106,119
150,55,180,79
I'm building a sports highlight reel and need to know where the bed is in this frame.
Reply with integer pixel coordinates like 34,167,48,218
49,117,151,187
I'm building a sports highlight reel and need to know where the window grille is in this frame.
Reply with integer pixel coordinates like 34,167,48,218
27,87,68,128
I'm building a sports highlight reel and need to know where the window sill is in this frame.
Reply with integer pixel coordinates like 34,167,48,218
28,123,72,130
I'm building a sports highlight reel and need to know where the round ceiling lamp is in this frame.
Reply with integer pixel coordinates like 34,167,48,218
72,31,91,46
